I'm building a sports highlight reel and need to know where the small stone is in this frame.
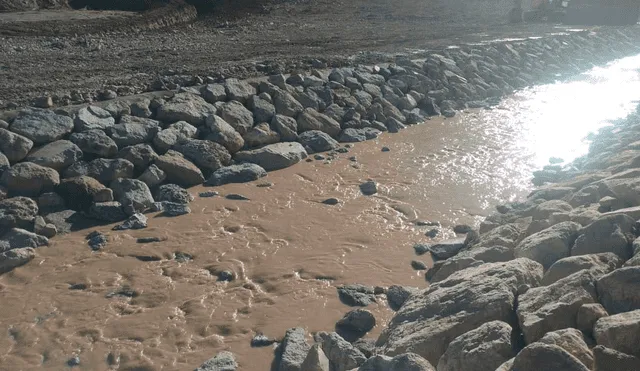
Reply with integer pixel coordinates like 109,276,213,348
337,284,376,307
335,147,349,154
314,154,326,160
34,216,57,238
174,252,193,262
113,213,148,231
155,202,191,217
359,181,377,196
322,198,340,205
425,228,440,238
336,309,376,335
411,260,428,270
454,224,473,234
349,156,357,162
217,270,235,282
257,182,273,188
386,285,418,311
381,146,390,152
416,220,440,227
136,237,163,244
226,194,249,201
87,231,108,251
67,356,80,367
413,243,430,255
251,334,275,347
199,191,219,198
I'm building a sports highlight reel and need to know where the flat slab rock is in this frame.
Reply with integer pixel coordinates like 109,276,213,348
234,142,308,171
205,163,267,186
426,238,466,260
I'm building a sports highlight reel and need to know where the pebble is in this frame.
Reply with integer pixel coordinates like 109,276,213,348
360,181,378,196
256,182,273,187
381,146,391,152
413,243,429,255
322,198,340,205
425,228,440,238
305,158,313,162
199,191,219,198
86,231,108,251
336,147,349,153
217,270,235,282
174,252,193,262
314,154,326,160
349,156,357,162
411,260,428,270
251,334,276,347
67,356,80,367
226,193,250,201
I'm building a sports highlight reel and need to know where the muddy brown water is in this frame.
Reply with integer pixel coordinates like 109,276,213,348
2,55,640,370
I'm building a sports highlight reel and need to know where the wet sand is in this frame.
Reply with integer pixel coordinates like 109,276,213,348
3,55,640,370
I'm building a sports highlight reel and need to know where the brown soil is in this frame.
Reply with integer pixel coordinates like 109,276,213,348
0,0,581,108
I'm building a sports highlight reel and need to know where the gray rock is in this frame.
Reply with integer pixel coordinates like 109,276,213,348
517,269,598,344
377,259,543,365
596,267,640,314
175,139,231,173
0,128,33,163
336,309,376,335
57,176,107,210
359,353,435,371
156,93,217,126
0,247,35,274
594,310,640,358
0,152,8,176
426,238,466,260
278,327,310,371
0,119,8,129
572,214,635,259
74,105,115,132
109,116,160,148
110,178,154,214
203,84,227,104
593,345,640,371
117,144,158,173
205,115,245,153
155,184,193,204
385,117,406,133
225,78,256,104
34,216,56,238
511,343,590,371
234,142,307,171
244,123,281,148
194,351,237,371
297,108,341,137
11,108,74,145
138,164,166,188
70,130,118,158
249,95,276,123
103,100,131,118
0,228,48,250
25,140,83,171
64,158,134,184
515,221,582,269
338,128,380,143
113,213,148,231
537,328,594,368
359,181,377,196
301,343,329,371
298,130,339,154
1,162,60,196
220,100,254,135
576,303,608,335
429,257,483,283
153,121,198,154
206,163,267,186
386,285,417,311
89,201,126,222
37,192,65,212
316,332,366,371
273,90,304,117
154,151,205,187
542,253,622,285
437,321,515,371
154,201,191,217
86,230,108,251
130,99,152,118
337,284,376,307
353,339,376,358
271,114,298,141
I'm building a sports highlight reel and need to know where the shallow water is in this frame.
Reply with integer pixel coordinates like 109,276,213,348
1,55,640,370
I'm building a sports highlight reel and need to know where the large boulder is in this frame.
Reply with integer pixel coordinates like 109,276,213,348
64,158,134,184
436,321,515,371
1,162,60,196
89,201,126,222
358,353,435,371
24,140,83,171
316,332,366,371
117,144,158,173
70,130,119,157
510,343,590,371
298,130,339,154
152,121,198,155
205,163,267,186
0,128,33,163
249,95,276,123
297,108,341,137
376,259,543,365
0,196,38,231
220,100,254,135
542,253,623,285
243,123,280,148
10,108,73,145
175,139,232,173
593,345,640,371
271,114,298,141
156,93,217,126
57,176,107,211
594,310,640,358
74,105,115,132
234,142,307,171
110,178,154,214
1,228,48,250
203,83,226,103
155,184,193,204
108,116,160,147
205,115,245,153
514,221,581,269
571,214,635,259
596,267,640,314
517,269,598,344
278,327,310,371
138,164,166,188
225,78,256,104
154,151,204,187
273,90,304,117
0,247,35,274
537,328,594,369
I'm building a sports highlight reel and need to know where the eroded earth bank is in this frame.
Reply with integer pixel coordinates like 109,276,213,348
2,25,640,371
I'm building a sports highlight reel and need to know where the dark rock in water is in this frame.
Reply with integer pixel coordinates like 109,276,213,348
336,309,376,341
0,196,39,230
106,286,138,298
339,128,381,143
427,238,466,260
155,184,193,205
199,191,219,198
226,194,249,201
69,283,87,290
152,201,191,217
67,356,80,367
278,328,310,371
337,284,376,306
110,178,155,215
381,146,390,152
349,156,357,162
137,237,164,243
217,270,235,282
416,220,440,227
322,198,340,205
298,130,340,154
234,142,308,171
206,163,267,186
374,286,386,295
335,147,349,154
360,181,378,196
386,285,418,311
1,228,48,249
411,260,428,270
89,201,127,223
413,243,430,255
0,247,35,274
257,182,273,188
314,154,326,160
174,251,193,262
425,228,440,238
86,231,108,251
454,224,473,234
251,334,275,348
